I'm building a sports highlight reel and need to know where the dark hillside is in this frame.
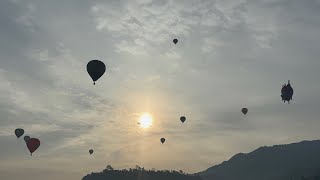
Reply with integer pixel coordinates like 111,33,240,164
198,140,320,180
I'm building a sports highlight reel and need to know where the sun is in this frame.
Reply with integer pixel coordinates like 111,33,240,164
138,113,153,128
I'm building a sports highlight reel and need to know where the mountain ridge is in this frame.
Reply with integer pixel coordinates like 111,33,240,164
198,139,320,180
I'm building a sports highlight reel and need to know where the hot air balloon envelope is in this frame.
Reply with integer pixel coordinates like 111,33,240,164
180,116,186,123
160,138,165,144
281,80,294,103
15,128,24,138
173,39,178,44
241,108,248,115
24,136,30,142
26,138,40,155
89,149,94,154
87,60,106,85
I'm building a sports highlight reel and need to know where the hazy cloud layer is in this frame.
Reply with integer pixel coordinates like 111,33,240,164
1,0,320,180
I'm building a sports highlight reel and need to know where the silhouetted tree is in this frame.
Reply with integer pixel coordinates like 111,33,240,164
106,165,113,170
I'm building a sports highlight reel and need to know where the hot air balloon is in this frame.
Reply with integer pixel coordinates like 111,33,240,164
24,136,30,143
281,80,294,104
241,108,248,115
26,138,40,156
15,128,24,138
180,116,186,123
173,39,178,44
89,149,94,155
160,138,165,144
87,60,106,85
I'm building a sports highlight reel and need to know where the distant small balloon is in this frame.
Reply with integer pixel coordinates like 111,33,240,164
24,136,31,143
15,128,24,138
26,138,40,156
89,149,94,155
87,60,106,85
173,39,178,44
241,108,248,115
160,138,165,144
180,116,186,123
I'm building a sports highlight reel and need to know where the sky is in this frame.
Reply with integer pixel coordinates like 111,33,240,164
1,0,320,179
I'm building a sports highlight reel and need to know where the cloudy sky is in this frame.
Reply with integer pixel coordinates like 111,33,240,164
1,0,320,179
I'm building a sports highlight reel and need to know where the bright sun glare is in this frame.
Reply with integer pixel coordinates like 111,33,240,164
139,113,153,128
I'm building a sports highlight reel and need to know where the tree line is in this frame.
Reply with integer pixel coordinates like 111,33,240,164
82,165,203,180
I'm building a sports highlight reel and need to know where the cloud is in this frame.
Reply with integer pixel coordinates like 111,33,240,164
14,2,36,32
90,0,197,55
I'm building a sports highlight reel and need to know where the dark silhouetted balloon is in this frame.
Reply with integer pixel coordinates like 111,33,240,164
180,116,186,123
87,60,106,85
173,39,178,44
89,149,94,155
160,138,165,144
241,108,248,115
24,136,30,143
281,80,294,104
15,128,24,138
26,138,40,156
